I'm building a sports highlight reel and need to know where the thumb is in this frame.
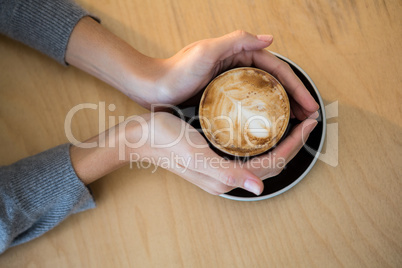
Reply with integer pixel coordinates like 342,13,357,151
211,30,273,61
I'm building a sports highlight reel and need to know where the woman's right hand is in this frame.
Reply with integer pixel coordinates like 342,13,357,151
125,112,264,195
71,111,316,196
124,112,317,196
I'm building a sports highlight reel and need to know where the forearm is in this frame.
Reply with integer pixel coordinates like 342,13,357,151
65,17,165,108
70,113,151,185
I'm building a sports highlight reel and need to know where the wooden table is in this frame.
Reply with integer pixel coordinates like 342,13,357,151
1,0,401,267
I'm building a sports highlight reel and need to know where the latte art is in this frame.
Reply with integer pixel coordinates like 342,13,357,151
199,68,290,156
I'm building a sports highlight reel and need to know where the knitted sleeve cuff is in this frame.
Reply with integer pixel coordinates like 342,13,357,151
0,0,100,65
0,143,96,251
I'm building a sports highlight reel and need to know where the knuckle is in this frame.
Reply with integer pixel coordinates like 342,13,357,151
232,43,244,55
233,29,248,38
279,60,291,70
153,112,174,127
272,61,291,79
206,189,221,196
260,166,284,179
293,82,306,95
181,40,201,53
204,181,230,195
215,184,233,195
270,167,283,177
269,167,283,178
218,171,236,186
154,111,171,121
193,41,210,57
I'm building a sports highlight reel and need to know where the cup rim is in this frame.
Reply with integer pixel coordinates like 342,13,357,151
198,66,291,157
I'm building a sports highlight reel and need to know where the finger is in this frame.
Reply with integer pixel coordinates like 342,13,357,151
250,118,318,178
158,115,265,195
289,95,310,120
273,118,318,164
290,108,296,119
251,50,319,114
208,30,273,61
167,163,234,195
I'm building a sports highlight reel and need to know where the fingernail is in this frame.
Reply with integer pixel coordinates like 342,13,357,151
244,180,262,195
308,120,318,133
301,120,318,144
310,111,319,119
257,35,273,42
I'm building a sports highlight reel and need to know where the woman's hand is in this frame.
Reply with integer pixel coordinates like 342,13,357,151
66,19,318,119
70,112,263,194
155,30,319,120
126,112,265,195
128,112,317,195
71,112,317,196
144,113,317,195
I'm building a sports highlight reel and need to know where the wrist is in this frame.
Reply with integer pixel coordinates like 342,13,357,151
122,57,169,109
66,17,167,109
69,113,151,185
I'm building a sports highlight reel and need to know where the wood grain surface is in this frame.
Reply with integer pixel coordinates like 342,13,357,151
0,0,401,267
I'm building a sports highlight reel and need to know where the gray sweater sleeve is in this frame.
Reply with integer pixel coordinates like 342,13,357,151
0,0,98,253
0,0,97,64
0,144,96,253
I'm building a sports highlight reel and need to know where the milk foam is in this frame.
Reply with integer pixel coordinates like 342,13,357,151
199,68,290,156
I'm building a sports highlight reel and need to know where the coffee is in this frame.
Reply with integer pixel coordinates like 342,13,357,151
199,67,290,157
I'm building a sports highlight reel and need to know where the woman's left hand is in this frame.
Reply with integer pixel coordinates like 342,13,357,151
155,30,319,120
